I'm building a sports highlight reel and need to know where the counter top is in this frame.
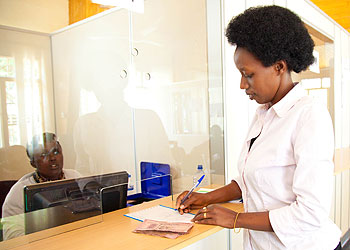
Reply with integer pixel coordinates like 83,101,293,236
1,192,244,250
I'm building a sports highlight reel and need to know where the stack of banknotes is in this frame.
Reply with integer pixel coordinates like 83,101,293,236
133,219,194,239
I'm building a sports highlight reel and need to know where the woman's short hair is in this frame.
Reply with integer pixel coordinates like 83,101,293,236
26,132,57,162
225,5,315,73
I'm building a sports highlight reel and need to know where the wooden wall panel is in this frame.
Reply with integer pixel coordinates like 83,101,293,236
310,0,350,32
69,0,112,25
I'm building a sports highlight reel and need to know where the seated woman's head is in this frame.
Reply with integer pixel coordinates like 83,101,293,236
26,132,64,181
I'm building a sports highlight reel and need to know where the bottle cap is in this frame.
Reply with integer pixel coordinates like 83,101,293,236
198,165,203,170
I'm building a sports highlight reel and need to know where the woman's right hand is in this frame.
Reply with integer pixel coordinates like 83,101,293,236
176,191,210,214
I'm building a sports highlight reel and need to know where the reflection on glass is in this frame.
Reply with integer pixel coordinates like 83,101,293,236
51,8,136,186
79,89,101,116
23,58,44,141
0,30,54,151
6,81,20,146
173,87,207,135
22,171,129,234
51,8,174,197
130,0,218,194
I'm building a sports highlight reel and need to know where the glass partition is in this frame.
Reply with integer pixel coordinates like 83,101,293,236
130,0,220,194
0,26,61,248
121,173,174,209
0,0,225,247
51,7,134,180
1,170,132,248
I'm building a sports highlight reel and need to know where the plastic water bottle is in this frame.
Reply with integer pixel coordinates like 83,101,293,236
193,165,208,187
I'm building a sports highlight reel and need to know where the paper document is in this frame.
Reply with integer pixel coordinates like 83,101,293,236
124,205,195,223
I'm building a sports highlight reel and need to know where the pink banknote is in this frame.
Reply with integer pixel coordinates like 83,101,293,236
133,219,194,239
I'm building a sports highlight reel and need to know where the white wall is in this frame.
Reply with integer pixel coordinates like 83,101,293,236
0,0,68,33
222,0,247,184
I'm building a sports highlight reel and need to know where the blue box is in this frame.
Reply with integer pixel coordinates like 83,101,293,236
127,162,171,203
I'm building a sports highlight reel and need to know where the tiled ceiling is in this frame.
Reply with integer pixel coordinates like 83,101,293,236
309,0,350,33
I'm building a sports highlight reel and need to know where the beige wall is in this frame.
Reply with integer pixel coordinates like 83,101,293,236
0,0,68,33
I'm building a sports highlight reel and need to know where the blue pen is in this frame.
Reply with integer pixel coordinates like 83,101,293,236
179,174,205,208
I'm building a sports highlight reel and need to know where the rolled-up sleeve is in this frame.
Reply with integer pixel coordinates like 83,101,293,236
232,176,243,193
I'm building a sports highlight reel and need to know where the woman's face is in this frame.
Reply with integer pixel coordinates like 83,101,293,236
32,141,64,180
234,47,284,105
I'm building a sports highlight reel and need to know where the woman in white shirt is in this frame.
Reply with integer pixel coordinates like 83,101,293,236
176,5,341,250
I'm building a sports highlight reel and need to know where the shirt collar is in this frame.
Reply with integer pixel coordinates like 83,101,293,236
271,83,306,118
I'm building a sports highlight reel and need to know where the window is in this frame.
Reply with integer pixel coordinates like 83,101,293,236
0,56,20,147
0,56,15,78
6,81,20,145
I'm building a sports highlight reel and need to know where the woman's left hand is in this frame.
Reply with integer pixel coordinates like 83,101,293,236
191,204,238,229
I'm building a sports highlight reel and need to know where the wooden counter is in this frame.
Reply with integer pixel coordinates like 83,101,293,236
1,194,244,250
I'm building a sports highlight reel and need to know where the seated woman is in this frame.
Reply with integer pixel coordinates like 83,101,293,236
1,132,80,240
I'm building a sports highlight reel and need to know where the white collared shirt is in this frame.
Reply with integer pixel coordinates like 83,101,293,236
234,84,341,250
